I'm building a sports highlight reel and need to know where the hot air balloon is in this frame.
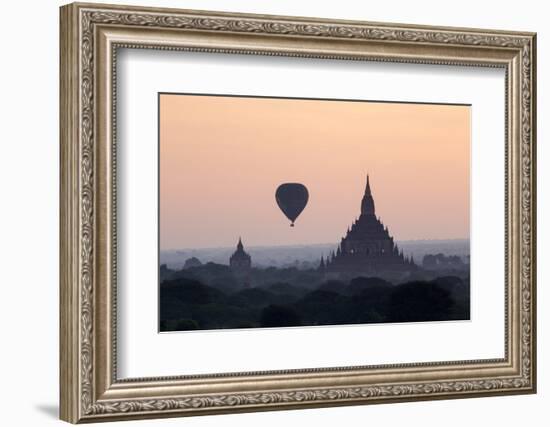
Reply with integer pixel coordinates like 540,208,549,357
275,183,309,227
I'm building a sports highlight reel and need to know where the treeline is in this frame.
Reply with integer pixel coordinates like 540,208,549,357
160,275,469,332
161,262,324,293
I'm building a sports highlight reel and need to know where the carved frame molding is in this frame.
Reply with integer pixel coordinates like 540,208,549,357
60,2,536,423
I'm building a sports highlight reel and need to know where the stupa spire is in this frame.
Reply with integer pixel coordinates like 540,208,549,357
360,173,376,216
366,174,371,195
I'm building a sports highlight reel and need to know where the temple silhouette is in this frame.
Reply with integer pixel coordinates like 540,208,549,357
321,175,416,276
230,237,252,287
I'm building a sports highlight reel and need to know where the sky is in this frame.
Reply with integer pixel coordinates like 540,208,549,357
160,94,470,250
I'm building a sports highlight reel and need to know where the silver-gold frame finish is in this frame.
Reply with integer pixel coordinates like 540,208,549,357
60,2,537,423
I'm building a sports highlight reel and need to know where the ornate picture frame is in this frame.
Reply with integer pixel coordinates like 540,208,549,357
60,2,536,423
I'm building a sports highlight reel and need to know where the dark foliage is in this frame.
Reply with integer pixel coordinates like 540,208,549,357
228,288,278,308
159,268,469,332
266,282,308,298
260,305,302,327
161,277,226,305
296,290,356,324
387,281,454,322
318,280,348,294
347,276,392,295
160,318,199,331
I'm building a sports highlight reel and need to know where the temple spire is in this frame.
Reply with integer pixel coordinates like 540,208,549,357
237,237,244,251
360,173,376,216
366,174,371,195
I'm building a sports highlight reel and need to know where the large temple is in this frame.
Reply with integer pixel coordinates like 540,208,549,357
321,175,416,277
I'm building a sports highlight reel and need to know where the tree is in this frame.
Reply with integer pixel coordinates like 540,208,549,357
348,276,392,295
260,305,302,327
387,281,453,322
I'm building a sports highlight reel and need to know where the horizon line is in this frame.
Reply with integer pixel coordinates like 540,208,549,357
161,237,470,252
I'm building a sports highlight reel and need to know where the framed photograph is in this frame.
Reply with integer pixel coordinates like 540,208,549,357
60,2,537,423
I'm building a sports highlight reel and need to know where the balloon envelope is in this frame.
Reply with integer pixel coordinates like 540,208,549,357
275,183,309,226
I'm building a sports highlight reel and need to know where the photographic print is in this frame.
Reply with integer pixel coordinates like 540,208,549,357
159,94,471,332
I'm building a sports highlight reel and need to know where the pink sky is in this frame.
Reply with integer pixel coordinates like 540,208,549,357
160,94,470,249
